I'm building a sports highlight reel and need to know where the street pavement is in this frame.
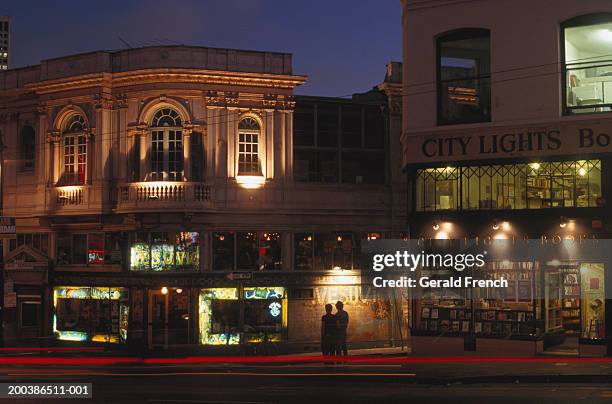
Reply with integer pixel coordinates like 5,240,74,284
0,347,612,403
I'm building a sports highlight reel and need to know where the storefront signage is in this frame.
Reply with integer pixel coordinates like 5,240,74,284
405,122,612,165
0,217,15,234
226,272,252,281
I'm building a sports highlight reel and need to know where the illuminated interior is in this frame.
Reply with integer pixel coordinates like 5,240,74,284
565,17,612,113
53,287,129,343
199,287,287,345
130,232,199,271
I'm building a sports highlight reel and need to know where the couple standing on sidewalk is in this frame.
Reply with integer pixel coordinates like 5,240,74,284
321,301,349,356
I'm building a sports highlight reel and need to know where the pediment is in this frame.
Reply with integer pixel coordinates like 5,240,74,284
5,244,49,265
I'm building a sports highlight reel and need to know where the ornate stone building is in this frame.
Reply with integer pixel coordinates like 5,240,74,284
0,46,405,350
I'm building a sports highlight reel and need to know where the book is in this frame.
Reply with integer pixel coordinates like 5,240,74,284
422,307,430,318
462,321,470,332
431,308,439,319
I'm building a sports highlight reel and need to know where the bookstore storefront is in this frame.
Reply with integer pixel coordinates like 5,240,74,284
411,258,607,356
404,121,612,356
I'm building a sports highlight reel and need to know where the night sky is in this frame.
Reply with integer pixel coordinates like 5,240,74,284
1,0,401,97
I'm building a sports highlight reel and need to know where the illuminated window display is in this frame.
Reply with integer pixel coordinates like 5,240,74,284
415,160,601,211
53,287,129,343
130,232,199,271
199,287,286,345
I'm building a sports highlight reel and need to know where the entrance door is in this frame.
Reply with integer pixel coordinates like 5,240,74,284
148,290,168,349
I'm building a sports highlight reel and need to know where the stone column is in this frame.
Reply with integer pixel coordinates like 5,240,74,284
205,108,217,179
264,110,274,179
183,125,192,181
273,111,286,180
139,131,148,182
48,132,61,185
285,111,294,181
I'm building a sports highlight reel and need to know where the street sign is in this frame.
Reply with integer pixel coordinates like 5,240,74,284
226,272,252,281
0,217,15,234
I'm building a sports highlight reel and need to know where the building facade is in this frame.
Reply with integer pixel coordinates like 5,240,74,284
0,46,406,350
401,0,612,356
0,16,9,70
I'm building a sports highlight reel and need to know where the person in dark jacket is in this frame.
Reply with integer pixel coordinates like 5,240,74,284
321,304,337,357
335,301,349,356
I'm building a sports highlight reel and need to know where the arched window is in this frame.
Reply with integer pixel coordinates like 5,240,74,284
562,13,612,114
62,114,87,185
437,28,491,125
237,117,261,175
19,125,35,171
149,108,183,181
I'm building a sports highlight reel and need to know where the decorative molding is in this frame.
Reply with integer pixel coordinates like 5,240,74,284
46,131,61,143
276,95,296,111
263,94,278,108
94,94,113,110
113,94,128,109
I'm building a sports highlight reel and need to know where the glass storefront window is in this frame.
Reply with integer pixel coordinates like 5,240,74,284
199,287,286,345
580,263,606,339
130,232,199,271
415,160,602,211
53,287,129,343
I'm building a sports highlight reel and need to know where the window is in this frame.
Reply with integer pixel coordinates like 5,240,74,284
294,232,356,271
563,14,612,114
56,232,123,265
53,287,129,343
293,99,386,184
10,233,49,254
149,108,183,181
213,231,281,271
437,29,491,124
19,125,35,171
415,160,602,211
62,114,87,185
20,301,40,328
237,117,261,175
130,232,199,271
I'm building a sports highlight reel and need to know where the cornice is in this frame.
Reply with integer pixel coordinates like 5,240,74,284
21,69,307,95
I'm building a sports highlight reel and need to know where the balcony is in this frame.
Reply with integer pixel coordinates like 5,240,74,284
46,185,92,214
115,181,212,212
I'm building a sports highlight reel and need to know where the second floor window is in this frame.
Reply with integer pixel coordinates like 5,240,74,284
563,14,612,114
437,29,491,125
150,108,183,181
19,125,35,172
62,114,87,185
237,117,261,175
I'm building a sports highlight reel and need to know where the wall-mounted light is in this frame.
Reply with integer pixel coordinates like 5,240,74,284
492,222,500,231
559,216,568,228
236,174,265,189
176,288,183,294
530,162,540,170
432,222,440,231
161,286,168,295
